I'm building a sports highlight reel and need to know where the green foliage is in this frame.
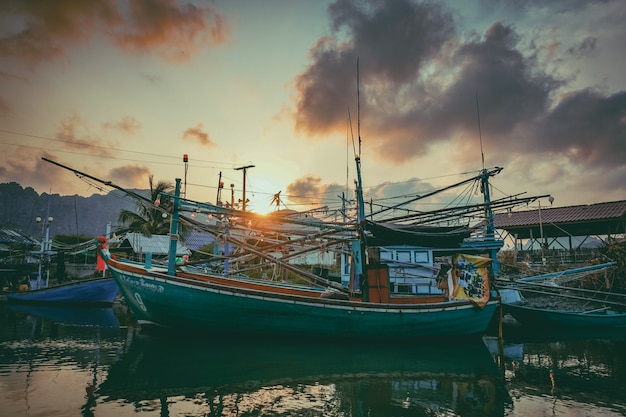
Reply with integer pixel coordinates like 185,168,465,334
600,239,626,289
189,242,216,262
117,175,190,238
54,234,94,245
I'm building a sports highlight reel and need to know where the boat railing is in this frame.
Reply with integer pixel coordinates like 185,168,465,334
511,248,603,267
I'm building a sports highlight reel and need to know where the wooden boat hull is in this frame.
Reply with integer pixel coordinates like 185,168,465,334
3,278,119,306
108,259,498,339
503,303,626,329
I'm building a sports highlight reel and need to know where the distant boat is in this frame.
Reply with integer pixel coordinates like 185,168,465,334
498,262,626,330
2,277,119,306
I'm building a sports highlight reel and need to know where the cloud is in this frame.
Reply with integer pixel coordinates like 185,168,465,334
292,0,625,192
108,164,153,188
4,152,104,197
0,0,228,68
182,124,215,147
0,0,118,68
109,0,228,62
529,89,626,167
286,175,347,207
54,115,119,157
102,116,142,135
293,0,455,137
0,97,9,118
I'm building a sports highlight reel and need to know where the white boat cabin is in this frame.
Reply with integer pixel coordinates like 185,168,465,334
340,245,446,295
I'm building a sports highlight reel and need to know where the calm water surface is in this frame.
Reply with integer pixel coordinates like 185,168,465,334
0,302,624,417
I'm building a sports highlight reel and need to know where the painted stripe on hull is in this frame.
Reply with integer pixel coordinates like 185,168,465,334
110,264,497,338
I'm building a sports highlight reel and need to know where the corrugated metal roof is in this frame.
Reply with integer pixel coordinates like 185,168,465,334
0,228,38,245
495,200,626,228
121,232,191,256
184,230,216,251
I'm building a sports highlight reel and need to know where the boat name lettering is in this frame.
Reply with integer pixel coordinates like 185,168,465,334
122,276,164,293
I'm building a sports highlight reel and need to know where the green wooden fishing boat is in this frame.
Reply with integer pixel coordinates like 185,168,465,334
99,173,500,340
105,254,498,339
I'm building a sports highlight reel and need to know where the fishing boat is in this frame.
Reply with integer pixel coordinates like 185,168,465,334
497,262,626,329
43,155,518,340
2,277,119,306
1,212,119,306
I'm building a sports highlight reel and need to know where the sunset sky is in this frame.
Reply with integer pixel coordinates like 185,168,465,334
1,0,624,216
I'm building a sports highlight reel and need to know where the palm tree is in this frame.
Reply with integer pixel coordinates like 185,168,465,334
118,175,189,238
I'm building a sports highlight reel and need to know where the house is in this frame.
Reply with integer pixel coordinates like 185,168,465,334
112,232,191,261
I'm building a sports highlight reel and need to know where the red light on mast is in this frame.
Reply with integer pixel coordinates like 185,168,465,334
183,154,188,162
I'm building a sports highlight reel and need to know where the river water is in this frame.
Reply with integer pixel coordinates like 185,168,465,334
0,302,624,417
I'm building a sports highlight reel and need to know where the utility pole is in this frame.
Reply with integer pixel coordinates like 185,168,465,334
234,164,255,212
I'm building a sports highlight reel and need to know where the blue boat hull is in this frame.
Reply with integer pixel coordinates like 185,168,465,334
109,261,498,339
3,278,119,305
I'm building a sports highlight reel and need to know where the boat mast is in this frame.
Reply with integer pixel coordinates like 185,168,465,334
167,178,182,276
352,58,365,286
476,93,499,276
355,58,365,223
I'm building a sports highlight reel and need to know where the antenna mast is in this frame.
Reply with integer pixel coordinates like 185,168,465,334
475,93,485,170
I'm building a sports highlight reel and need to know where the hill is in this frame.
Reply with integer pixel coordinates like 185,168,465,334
0,182,137,238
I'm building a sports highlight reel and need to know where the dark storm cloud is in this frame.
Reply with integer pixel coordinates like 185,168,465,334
428,22,559,140
293,0,455,136
294,0,626,179
479,0,612,14
530,90,626,167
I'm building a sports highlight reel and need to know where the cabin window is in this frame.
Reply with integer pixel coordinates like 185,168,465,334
379,250,393,261
396,251,411,262
413,251,429,263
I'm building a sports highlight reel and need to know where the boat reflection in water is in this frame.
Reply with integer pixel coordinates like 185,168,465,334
3,303,121,330
99,333,509,416
0,303,129,417
2,303,626,417
489,329,626,417
1,302,509,416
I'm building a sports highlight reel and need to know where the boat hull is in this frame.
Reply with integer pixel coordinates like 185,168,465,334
503,303,626,329
3,278,119,306
109,260,498,339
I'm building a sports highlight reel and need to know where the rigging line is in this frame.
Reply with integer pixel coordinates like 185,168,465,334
346,108,352,194
357,57,361,156
0,130,234,167
41,157,166,213
475,92,485,170
1,140,225,169
369,167,501,218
